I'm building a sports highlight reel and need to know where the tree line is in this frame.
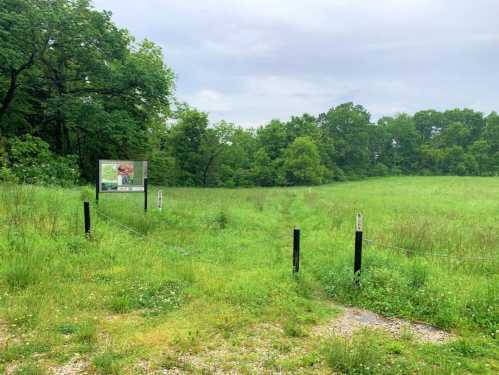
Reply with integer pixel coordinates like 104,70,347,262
1,0,498,187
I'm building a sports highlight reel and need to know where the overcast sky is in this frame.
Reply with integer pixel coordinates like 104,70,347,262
93,0,499,127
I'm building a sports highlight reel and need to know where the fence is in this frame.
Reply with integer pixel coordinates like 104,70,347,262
83,202,498,280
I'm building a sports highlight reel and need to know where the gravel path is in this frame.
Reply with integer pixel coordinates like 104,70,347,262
312,306,454,343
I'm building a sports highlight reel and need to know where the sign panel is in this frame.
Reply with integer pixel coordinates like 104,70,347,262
98,160,147,193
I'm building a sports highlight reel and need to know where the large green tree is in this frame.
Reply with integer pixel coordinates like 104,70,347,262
0,0,174,180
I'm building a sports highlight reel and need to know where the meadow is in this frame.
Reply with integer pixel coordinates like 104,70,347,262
0,177,497,374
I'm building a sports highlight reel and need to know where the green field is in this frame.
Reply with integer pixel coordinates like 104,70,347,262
0,177,498,374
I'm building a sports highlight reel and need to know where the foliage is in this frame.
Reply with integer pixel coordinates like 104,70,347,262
5,135,79,186
1,0,498,187
0,0,174,183
282,136,323,185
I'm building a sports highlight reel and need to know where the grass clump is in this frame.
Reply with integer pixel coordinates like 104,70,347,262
92,351,125,375
325,331,388,374
4,259,39,290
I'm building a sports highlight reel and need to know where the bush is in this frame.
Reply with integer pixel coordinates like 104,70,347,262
7,135,79,186
372,163,390,177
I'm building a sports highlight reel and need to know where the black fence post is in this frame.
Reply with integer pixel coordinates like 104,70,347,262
95,159,99,205
144,177,148,213
293,227,301,274
354,213,363,284
84,201,91,238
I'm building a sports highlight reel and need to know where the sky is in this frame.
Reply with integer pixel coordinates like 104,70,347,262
93,0,499,127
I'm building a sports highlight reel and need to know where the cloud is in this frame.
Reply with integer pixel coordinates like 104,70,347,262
93,0,499,125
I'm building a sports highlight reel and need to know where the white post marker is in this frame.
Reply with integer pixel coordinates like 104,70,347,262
157,190,163,212
356,212,363,232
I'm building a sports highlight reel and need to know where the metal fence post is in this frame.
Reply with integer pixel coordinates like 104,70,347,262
293,228,301,274
354,213,363,284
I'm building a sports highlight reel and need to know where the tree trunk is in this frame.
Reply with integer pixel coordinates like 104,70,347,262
202,154,217,187
0,52,36,132
0,70,19,128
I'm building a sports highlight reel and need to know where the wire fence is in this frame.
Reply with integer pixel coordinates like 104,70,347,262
94,208,191,256
95,209,146,237
92,206,496,264
364,238,498,263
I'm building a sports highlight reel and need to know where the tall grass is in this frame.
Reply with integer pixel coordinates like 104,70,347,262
0,177,497,372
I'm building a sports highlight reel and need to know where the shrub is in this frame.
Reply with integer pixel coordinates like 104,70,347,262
7,135,79,186
0,165,17,183
372,163,390,177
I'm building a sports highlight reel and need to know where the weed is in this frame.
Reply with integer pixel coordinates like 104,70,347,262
4,259,39,290
56,322,79,335
283,319,306,338
109,280,183,315
76,321,98,344
93,351,124,375
172,330,201,354
213,208,229,229
324,331,388,374
407,261,428,289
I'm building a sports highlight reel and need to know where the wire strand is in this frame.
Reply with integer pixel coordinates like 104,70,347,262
364,238,497,262
95,209,146,237
94,208,190,256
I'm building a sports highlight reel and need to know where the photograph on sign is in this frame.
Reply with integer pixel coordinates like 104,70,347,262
99,160,147,193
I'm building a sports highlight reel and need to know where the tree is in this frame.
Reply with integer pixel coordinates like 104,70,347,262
0,0,51,127
1,0,175,181
256,119,288,160
317,103,370,176
413,110,444,143
166,107,209,185
252,148,274,186
385,114,420,173
282,136,322,185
